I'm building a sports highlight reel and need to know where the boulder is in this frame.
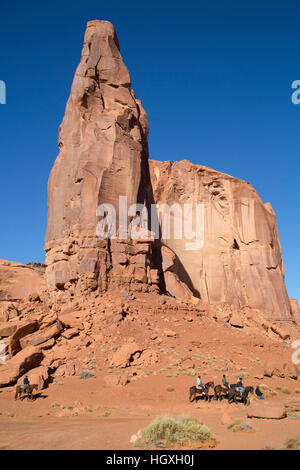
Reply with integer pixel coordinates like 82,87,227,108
110,342,142,368
61,328,79,340
19,322,62,349
164,271,193,299
132,349,158,367
58,311,84,330
164,328,177,338
161,246,176,272
247,402,286,419
180,357,195,370
9,320,38,355
0,346,44,387
0,322,18,338
229,313,244,328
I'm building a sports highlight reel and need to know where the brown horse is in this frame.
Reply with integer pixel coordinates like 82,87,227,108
15,384,39,401
189,381,214,402
214,385,229,401
228,386,254,406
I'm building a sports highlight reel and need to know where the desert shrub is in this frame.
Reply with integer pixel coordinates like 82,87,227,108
79,370,95,379
281,387,291,395
280,437,300,450
186,369,196,376
167,386,174,392
51,402,61,409
263,437,300,450
295,389,300,394
266,390,277,398
260,384,269,390
134,414,211,448
86,404,99,412
227,418,253,432
234,371,248,379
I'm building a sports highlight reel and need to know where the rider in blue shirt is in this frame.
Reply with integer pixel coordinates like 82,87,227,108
23,375,29,393
236,377,244,395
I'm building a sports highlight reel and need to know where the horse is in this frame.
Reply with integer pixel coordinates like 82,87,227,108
214,384,230,401
15,384,39,401
228,386,254,405
189,381,214,402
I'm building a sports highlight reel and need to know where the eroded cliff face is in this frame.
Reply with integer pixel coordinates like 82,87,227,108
45,21,156,306
149,160,293,321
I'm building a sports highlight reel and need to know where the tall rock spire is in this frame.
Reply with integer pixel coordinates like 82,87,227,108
45,21,155,306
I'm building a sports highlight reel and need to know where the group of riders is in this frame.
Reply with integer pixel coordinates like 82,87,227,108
196,374,264,400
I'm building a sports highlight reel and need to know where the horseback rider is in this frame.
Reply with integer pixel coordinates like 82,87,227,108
197,375,206,395
222,374,229,390
23,375,29,394
236,377,245,395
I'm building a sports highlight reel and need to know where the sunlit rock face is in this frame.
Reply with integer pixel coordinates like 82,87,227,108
45,21,154,305
149,159,293,321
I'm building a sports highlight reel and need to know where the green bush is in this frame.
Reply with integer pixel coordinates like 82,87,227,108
134,414,211,448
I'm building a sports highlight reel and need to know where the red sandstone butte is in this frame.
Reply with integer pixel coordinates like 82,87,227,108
45,20,295,324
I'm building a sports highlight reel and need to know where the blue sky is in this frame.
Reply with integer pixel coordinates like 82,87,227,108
0,0,299,301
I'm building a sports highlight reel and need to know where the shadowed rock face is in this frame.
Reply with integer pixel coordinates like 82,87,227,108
149,160,293,321
45,21,155,305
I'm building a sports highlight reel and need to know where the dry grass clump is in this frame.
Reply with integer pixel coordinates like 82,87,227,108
227,418,254,433
134,414,212,448
263,437,300,450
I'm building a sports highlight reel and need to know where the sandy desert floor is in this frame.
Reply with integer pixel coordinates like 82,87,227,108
0,373,300,450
